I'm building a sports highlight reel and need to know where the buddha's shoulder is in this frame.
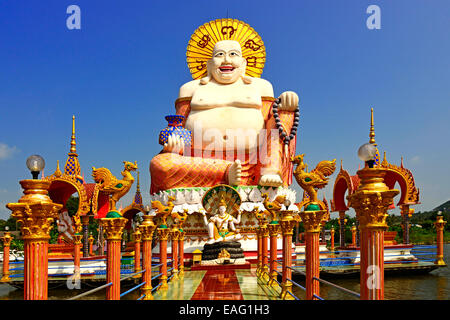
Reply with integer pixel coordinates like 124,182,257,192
179,79,202,98
250,77,274,96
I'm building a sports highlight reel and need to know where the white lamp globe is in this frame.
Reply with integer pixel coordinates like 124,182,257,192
357,143,377,162
26,154,45,172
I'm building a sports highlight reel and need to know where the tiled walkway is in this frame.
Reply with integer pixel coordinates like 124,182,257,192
152,269,281,300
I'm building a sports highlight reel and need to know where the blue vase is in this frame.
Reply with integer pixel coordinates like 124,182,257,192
159,115,192,147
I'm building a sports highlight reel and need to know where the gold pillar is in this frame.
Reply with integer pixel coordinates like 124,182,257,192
73,234,82,281
330,227,335,252
338,211,347,248
158,228,170,290
88,234,94,256
400,205,413,245
347,167,399,300
133,229,142,277
139,214,156,300
81,215,90,257
279,210,296,300
267,223,280,286
179,231,185,277
351,225,357,247
1,232,12,282
102,217,127,300
434,215,447,266
6,179,62,300
299,207,327,300
170,228,180,281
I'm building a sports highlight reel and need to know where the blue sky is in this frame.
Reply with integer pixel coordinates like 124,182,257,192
0,1,449,220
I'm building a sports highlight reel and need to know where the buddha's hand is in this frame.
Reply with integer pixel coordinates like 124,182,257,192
278,91,299,111
259,174,283,187
163,134,185,155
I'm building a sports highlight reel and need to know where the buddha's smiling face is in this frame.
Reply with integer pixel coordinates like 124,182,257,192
207,40,246,84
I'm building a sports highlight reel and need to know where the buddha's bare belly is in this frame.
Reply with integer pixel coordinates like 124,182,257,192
185,107,264,151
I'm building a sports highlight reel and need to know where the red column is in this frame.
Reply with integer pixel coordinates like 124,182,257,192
102,218,127,300
158,228,170,290
434,214,447,266
133,229,142,276
24,240,50,299
360,228,385,300
179,232,185,277
268,224,280,286
170,229,179,280
279,211,296,300
139,215,156,300
300,208,326,300
73,234,82,281
6,180,62,300
261,226,269,280
351,226,357,247
256,229,263,275
305,232,320,300
88,234,94,256
338,211,346,248
1,233,12,282
347,167,399,301
330,227,335,252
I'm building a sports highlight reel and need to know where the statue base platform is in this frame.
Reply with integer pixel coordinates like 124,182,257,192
201,241,245,261
191,261,251,271
190,241,250,271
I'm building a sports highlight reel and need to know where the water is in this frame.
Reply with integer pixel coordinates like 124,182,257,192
292,244,450,300
0,244,448,300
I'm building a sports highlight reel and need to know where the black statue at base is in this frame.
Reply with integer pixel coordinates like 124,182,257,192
202,241,245,261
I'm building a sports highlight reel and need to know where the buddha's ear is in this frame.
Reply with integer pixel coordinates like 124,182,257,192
200,59,213,85
200,76,210,85
240,58,251,84
241,75,252,84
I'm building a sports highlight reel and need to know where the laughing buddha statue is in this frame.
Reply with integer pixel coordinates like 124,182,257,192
150,19,299,194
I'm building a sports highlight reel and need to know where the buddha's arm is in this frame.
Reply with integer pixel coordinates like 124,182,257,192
231,212,242,225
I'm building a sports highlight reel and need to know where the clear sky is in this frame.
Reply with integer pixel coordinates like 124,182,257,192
0,0,449,220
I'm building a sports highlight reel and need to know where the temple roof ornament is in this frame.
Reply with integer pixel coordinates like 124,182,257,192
121,170,146,229
44,116,90,220
187,18,266,79
64,115,83,183
332,109,420,213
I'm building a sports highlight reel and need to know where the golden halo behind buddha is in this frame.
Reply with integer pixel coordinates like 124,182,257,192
187,18,266,80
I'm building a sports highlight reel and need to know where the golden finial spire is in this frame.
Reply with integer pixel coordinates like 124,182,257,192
70,115,77,154
401,156,404,168
369,108,377,146
136,170,141,193
64,115,81,177
54,160,62,177
340,159,343,170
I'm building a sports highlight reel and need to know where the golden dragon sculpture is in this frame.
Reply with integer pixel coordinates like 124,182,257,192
151,196,175,227
291,154,336,209
171,208,188,231
92,161,138,215
261,193,286,223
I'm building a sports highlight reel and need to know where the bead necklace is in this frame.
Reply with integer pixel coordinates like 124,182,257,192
272,98,300,147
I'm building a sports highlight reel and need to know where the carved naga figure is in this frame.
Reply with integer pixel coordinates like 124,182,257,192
92,161,138,213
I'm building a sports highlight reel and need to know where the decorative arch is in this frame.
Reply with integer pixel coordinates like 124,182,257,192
45,175,90,217
332,167,358,212
379,156,420,206
121,204,145,230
